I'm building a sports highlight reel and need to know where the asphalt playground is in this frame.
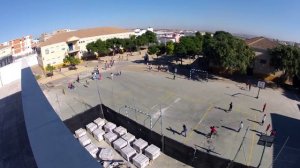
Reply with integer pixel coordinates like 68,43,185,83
41,60,300,168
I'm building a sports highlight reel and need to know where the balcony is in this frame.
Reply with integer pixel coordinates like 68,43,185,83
68,46,80,54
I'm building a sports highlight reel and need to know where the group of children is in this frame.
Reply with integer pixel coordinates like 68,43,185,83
179,102,276,140
104,60,115,70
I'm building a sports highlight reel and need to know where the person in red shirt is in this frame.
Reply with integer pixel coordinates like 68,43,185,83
208,126,217,138
270,129,276,137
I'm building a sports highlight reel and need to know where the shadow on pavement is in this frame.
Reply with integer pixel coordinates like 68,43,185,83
247,119,261,125
250,107,262,112
280,84,300,101
193,129,208,137
195,145,221,155
225,92,256,99
214,106,228,112
166,126,182,135
222,126,237,132
250,129,263,137
132,55,213,82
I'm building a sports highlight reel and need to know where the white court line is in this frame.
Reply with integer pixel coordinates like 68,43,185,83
152,98,181,118
151,104,158,109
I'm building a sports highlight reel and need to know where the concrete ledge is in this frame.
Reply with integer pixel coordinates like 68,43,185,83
21,67,100,168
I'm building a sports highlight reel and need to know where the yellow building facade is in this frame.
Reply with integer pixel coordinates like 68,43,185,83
37,27,134,68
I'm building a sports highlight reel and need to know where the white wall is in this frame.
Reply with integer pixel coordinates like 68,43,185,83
0,54,38,88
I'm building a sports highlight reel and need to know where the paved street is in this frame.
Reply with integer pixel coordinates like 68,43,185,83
41,60,300,167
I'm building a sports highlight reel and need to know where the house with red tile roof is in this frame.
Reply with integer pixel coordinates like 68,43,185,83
245,37,280,80
36,27,134,68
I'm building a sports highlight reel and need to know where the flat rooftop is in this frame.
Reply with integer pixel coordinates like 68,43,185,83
0,81,37,168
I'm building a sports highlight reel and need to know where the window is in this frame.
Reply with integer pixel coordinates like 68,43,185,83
260,59,267,64
45,49,49,54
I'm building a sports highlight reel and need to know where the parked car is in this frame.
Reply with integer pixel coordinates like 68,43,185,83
69,65,77,70
46,72,53,77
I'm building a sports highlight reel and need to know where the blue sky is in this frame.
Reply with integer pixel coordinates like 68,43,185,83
1,0,300,42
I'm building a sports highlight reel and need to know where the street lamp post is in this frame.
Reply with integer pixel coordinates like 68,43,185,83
160,105,164,152
96,80,105,118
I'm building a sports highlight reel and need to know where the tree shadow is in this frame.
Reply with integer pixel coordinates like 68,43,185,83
166,126,181,135
132,55,212,81
281,87,300,102
250,107,262,112
193,129,208,137
132,60,145,64
194,144,221,155
214,106,228,112
221,126,237,132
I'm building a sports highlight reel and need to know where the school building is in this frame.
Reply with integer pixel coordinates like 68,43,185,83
37,27,134,69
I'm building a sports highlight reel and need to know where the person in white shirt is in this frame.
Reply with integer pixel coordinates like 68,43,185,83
238,121,243,132
261,114,266,125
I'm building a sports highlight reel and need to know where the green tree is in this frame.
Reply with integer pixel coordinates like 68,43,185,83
157,44,166,55
136,35,148,47
63,55,80,66
203,31,255,73
195,31,202,37
144,31,157,45
166,41,174,55
203,33,213,56
45,64,55,77
148,45,160,55
95,39,109,56
174,43,187,64
86,42,97,53
45,64,55,73
106,38,127,51
179,36,197,56
194,33,203,55
270,45,300,80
